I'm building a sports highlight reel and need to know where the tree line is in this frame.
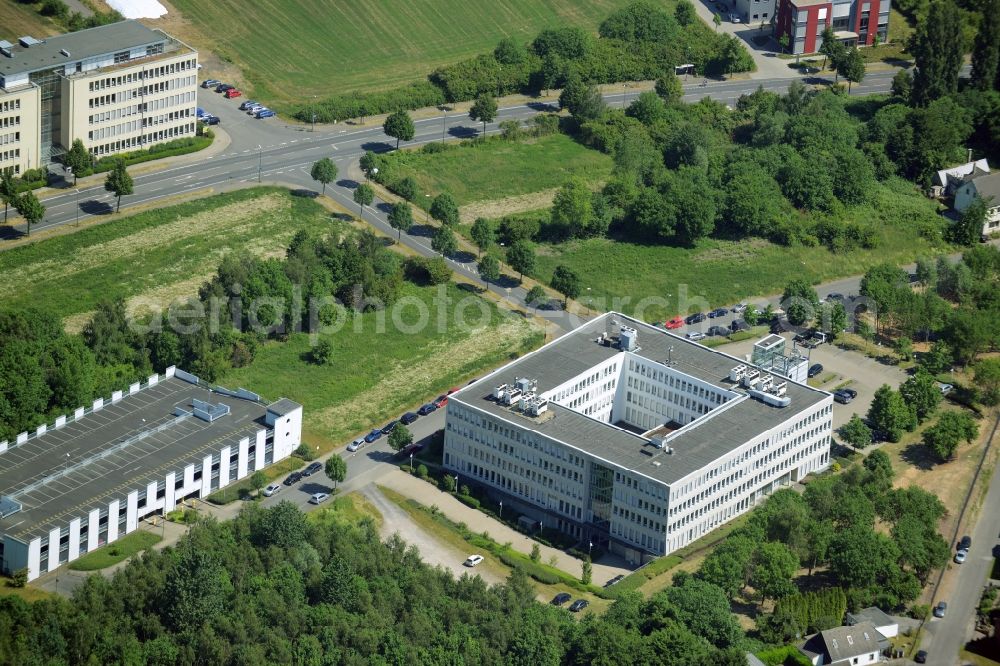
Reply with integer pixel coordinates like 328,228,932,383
295,1,753,124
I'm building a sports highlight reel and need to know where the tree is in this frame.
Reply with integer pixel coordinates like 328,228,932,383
971,0,1000,91
353,183,374,220
839,414,873,450
895,336,914,361
921,340,954,375
388,424,413,452
675,0,696,26
867,384,916,442
860,263,908,335
891,69,913,101
494,36,526,64
506,240,536,282
627,90,666,125
713,12,722,30
394,176,418,201
781,279,820,327
654,69,684,105
924,411,979,461
526,285,547,308
64,138,90,184
0,168,15,223
478,252,501,286
550,265,581,306
250,470,267,496
310,157,338,195
840,48,865,93
558,74,606,121
387,202,413,240
950,196,987,246
104,159,133,213
581,558,592,585
750,542,798,605
819,26,845,71
899,368,941,423
974,358,1000,405
359,151,378,179
470,217,496,256
431,225,458,257
551,178,595,239
698,535,755,599
910,0,966,105
819,301,847,339
469,94,498,137
743,304,759,326
666,573,743,649
430,192,459,227
324,454,347,489
383,110,415,149
14,191,45,236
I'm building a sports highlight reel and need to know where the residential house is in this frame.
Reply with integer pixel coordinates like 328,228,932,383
935,159,990,197
800,622,887,666
845,607,898,639
953,171,1000,239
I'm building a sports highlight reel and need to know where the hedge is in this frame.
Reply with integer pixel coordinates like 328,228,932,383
74,135,213,178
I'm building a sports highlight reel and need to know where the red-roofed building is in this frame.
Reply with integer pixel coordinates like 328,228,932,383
774,0,890,55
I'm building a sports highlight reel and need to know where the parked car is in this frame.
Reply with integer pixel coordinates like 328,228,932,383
604,574,625,587
255,109,276,119
262,483,281,497
464,554,484,567
417,403,437,416
731,303,748,313
551,592,572,605
959,535,972,550
433,394,449,408
808,363,823,378
730,13,741,22
224,89,242,99
933,601,947,618
833,390,854,405
840,388,858,399
364,428,383,444
938,382,954,395
914,650,928,663
569,599,590,612
302,461,322,477
381,420,398,434
954,549,968,564
447,387,460,395
201,115,220,125
309,492,330,505
686,331,706,341
347,437,364,452
283,471,302,486
708,307,729,318
685,312,706,325
244,103,263,113
201,79,220,88
707,325,729,337
401,411,419,425
826,292,845,301
239,100,258,110
215,83,233,92
730,319,750,332
664,316,684,329
196,107,207,118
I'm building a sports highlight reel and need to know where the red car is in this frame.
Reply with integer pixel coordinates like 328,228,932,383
224,88,242,98
664,316,684,329
433,394,448,408
447,387,459,395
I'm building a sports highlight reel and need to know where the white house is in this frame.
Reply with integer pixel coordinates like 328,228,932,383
954,172,1000,239
846,607,898,639
800,622,888,666
936,158,990,195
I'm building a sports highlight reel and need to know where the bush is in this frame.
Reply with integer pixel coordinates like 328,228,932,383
498,550,560,584
404,256,452,285
457,494,480,509
10,568,28,588
416,464,428,479
295,81,446,123
394,176,419,201
294,443,315,460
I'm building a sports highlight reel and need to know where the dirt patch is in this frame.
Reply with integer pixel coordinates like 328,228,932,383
312,316,540,434
459,191,556,225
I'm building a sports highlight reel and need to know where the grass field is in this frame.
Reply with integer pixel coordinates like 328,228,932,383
378,134,613,211
219,282,543,451
0,188,331,326
0,3,60,42
166,0,662,106
68,531,162,571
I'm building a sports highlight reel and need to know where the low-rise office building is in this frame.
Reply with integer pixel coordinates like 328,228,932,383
0,367,302,582
774,0,890,55
444,313,832,565
0,20,197,173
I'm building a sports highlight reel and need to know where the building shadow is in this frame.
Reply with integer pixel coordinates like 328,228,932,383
80,200,114,215
361,141,393,153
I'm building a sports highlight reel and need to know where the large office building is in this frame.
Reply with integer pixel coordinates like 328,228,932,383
774,0,890,55
0,367,302,582
444,313,832,565
0,20,198,174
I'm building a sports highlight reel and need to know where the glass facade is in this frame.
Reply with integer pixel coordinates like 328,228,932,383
28,66,64,162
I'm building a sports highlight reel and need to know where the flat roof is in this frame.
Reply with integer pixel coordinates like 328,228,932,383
790,0,831,7
0,21,166,78
0,376,293,543
455,313,828,486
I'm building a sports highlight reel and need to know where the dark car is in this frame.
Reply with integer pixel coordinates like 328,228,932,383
215,83,234,92
914,649,927,663
255,109,276,118
283,471,303,486
201,115,221,126
364,428,383,444
708,307,729,318
808,363,823,378
685,312,706,325
381,420,398,435
400,411,418,425
841,388,858,399
707,325,729,337
604,574,625,588
826,292,845,301
933,601,947,618
239,100,258,110
302,461,322,477
959,535,972,550
730,319,750,332
568,599,590,612
201,79,220,88
551,592,572,605
833,390,853,405
417,403,438,416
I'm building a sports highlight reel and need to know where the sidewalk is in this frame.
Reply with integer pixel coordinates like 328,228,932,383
377,468,629,585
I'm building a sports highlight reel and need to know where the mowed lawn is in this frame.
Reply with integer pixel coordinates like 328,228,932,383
168,0,657,105
380,134,613,207
0,188,331,324
219,283,543,449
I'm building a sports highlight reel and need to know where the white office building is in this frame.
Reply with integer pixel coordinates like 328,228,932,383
0,367,302,582
444,313,832,565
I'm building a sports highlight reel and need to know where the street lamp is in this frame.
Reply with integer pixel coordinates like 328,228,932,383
454,475,459,493
410,452,414,474
257,145,262,183
499,500,503,519
74,188,79,227
588,540,593,557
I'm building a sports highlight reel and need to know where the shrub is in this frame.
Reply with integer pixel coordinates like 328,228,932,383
416,464,428,479
10,568,28,588
394,176,419,201
457,494,480,509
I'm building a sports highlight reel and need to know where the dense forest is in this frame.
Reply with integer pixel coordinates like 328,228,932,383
0,503,752,666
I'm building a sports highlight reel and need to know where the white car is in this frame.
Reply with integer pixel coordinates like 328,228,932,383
686,331,706,341
730,13,741,22
464,554,484,567
938,383,954,395
262,483,281,497
347,437,364,452
731,303,747,313
954,549,968,564
309,492,330,505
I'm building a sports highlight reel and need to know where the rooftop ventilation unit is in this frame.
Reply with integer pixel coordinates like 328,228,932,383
522,394,549,417
740,368,760,389
502,387,523,406
619,325,638,351
729,364,748,383
515,377,536,394
191,398,230,423
18,36,42,47
492,383,509,401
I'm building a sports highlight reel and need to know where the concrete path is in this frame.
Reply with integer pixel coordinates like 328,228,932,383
377,468,629,585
